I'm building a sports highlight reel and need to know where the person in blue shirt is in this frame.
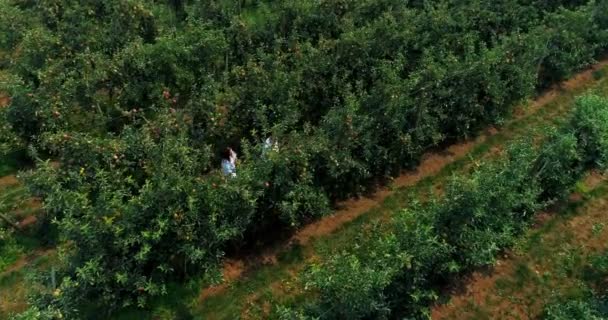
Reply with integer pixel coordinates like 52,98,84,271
221,147,237,177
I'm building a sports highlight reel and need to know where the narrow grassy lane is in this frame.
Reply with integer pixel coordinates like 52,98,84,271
0,153,52,317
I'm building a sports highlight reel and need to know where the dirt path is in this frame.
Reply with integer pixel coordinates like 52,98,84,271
0,95,9,108
431,172,608,320
0,248,53,317
201,60,608,298
0,249,52,279
0,175,18,188
0,172,44,274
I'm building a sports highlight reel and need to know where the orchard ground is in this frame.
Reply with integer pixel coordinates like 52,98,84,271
114,62,608,319
1,61,607,319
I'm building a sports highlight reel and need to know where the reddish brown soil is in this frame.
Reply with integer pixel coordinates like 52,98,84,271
562,62,606,91
431,173,607,320
584,170,606,189
0,249,53,316
0,257,29,279
0,249,52,278
531,211,553,228
529,60,608,109
223,259,245,280
0,283,28,316
16,215,37,229
0,176,18,188
0,95,9,108
199,283,228,301
200,60,608,301
433,259,532,320
0,174,41,229
199,259,245,300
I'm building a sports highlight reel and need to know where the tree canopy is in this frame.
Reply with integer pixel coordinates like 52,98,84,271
0,0,606,317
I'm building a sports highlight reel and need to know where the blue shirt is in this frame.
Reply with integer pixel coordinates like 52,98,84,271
222,159,236,177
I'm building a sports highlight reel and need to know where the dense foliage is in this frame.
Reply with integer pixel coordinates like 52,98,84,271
544,299,608,320
0,0,607,316
285,94,608,319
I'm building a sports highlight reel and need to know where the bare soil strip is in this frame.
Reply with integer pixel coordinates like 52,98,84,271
0,249,52,279
0,175,18,188
0,95,9,108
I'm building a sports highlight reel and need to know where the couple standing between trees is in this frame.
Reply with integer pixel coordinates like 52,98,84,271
221,136,278,177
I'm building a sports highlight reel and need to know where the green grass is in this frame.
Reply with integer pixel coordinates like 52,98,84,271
0,168,42,274
107,64,608,319
0,148,46,316
0,239,22,273
0,250,57,319
0,217,46,273
0,153,28,274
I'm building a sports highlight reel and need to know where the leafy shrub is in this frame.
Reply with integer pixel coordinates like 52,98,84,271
303,230,407,319
11,305,59,320
0,0,31,63
272,305,316,320
0,106,23,156
22,116,259,310
540,5,606,82
543,300,606,320
436,142,543,267
570,94,608,169
387,207,454,318
536,127,584,201
300,207,454,319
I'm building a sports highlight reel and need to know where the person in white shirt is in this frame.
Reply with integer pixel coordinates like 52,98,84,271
262,136,279,157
